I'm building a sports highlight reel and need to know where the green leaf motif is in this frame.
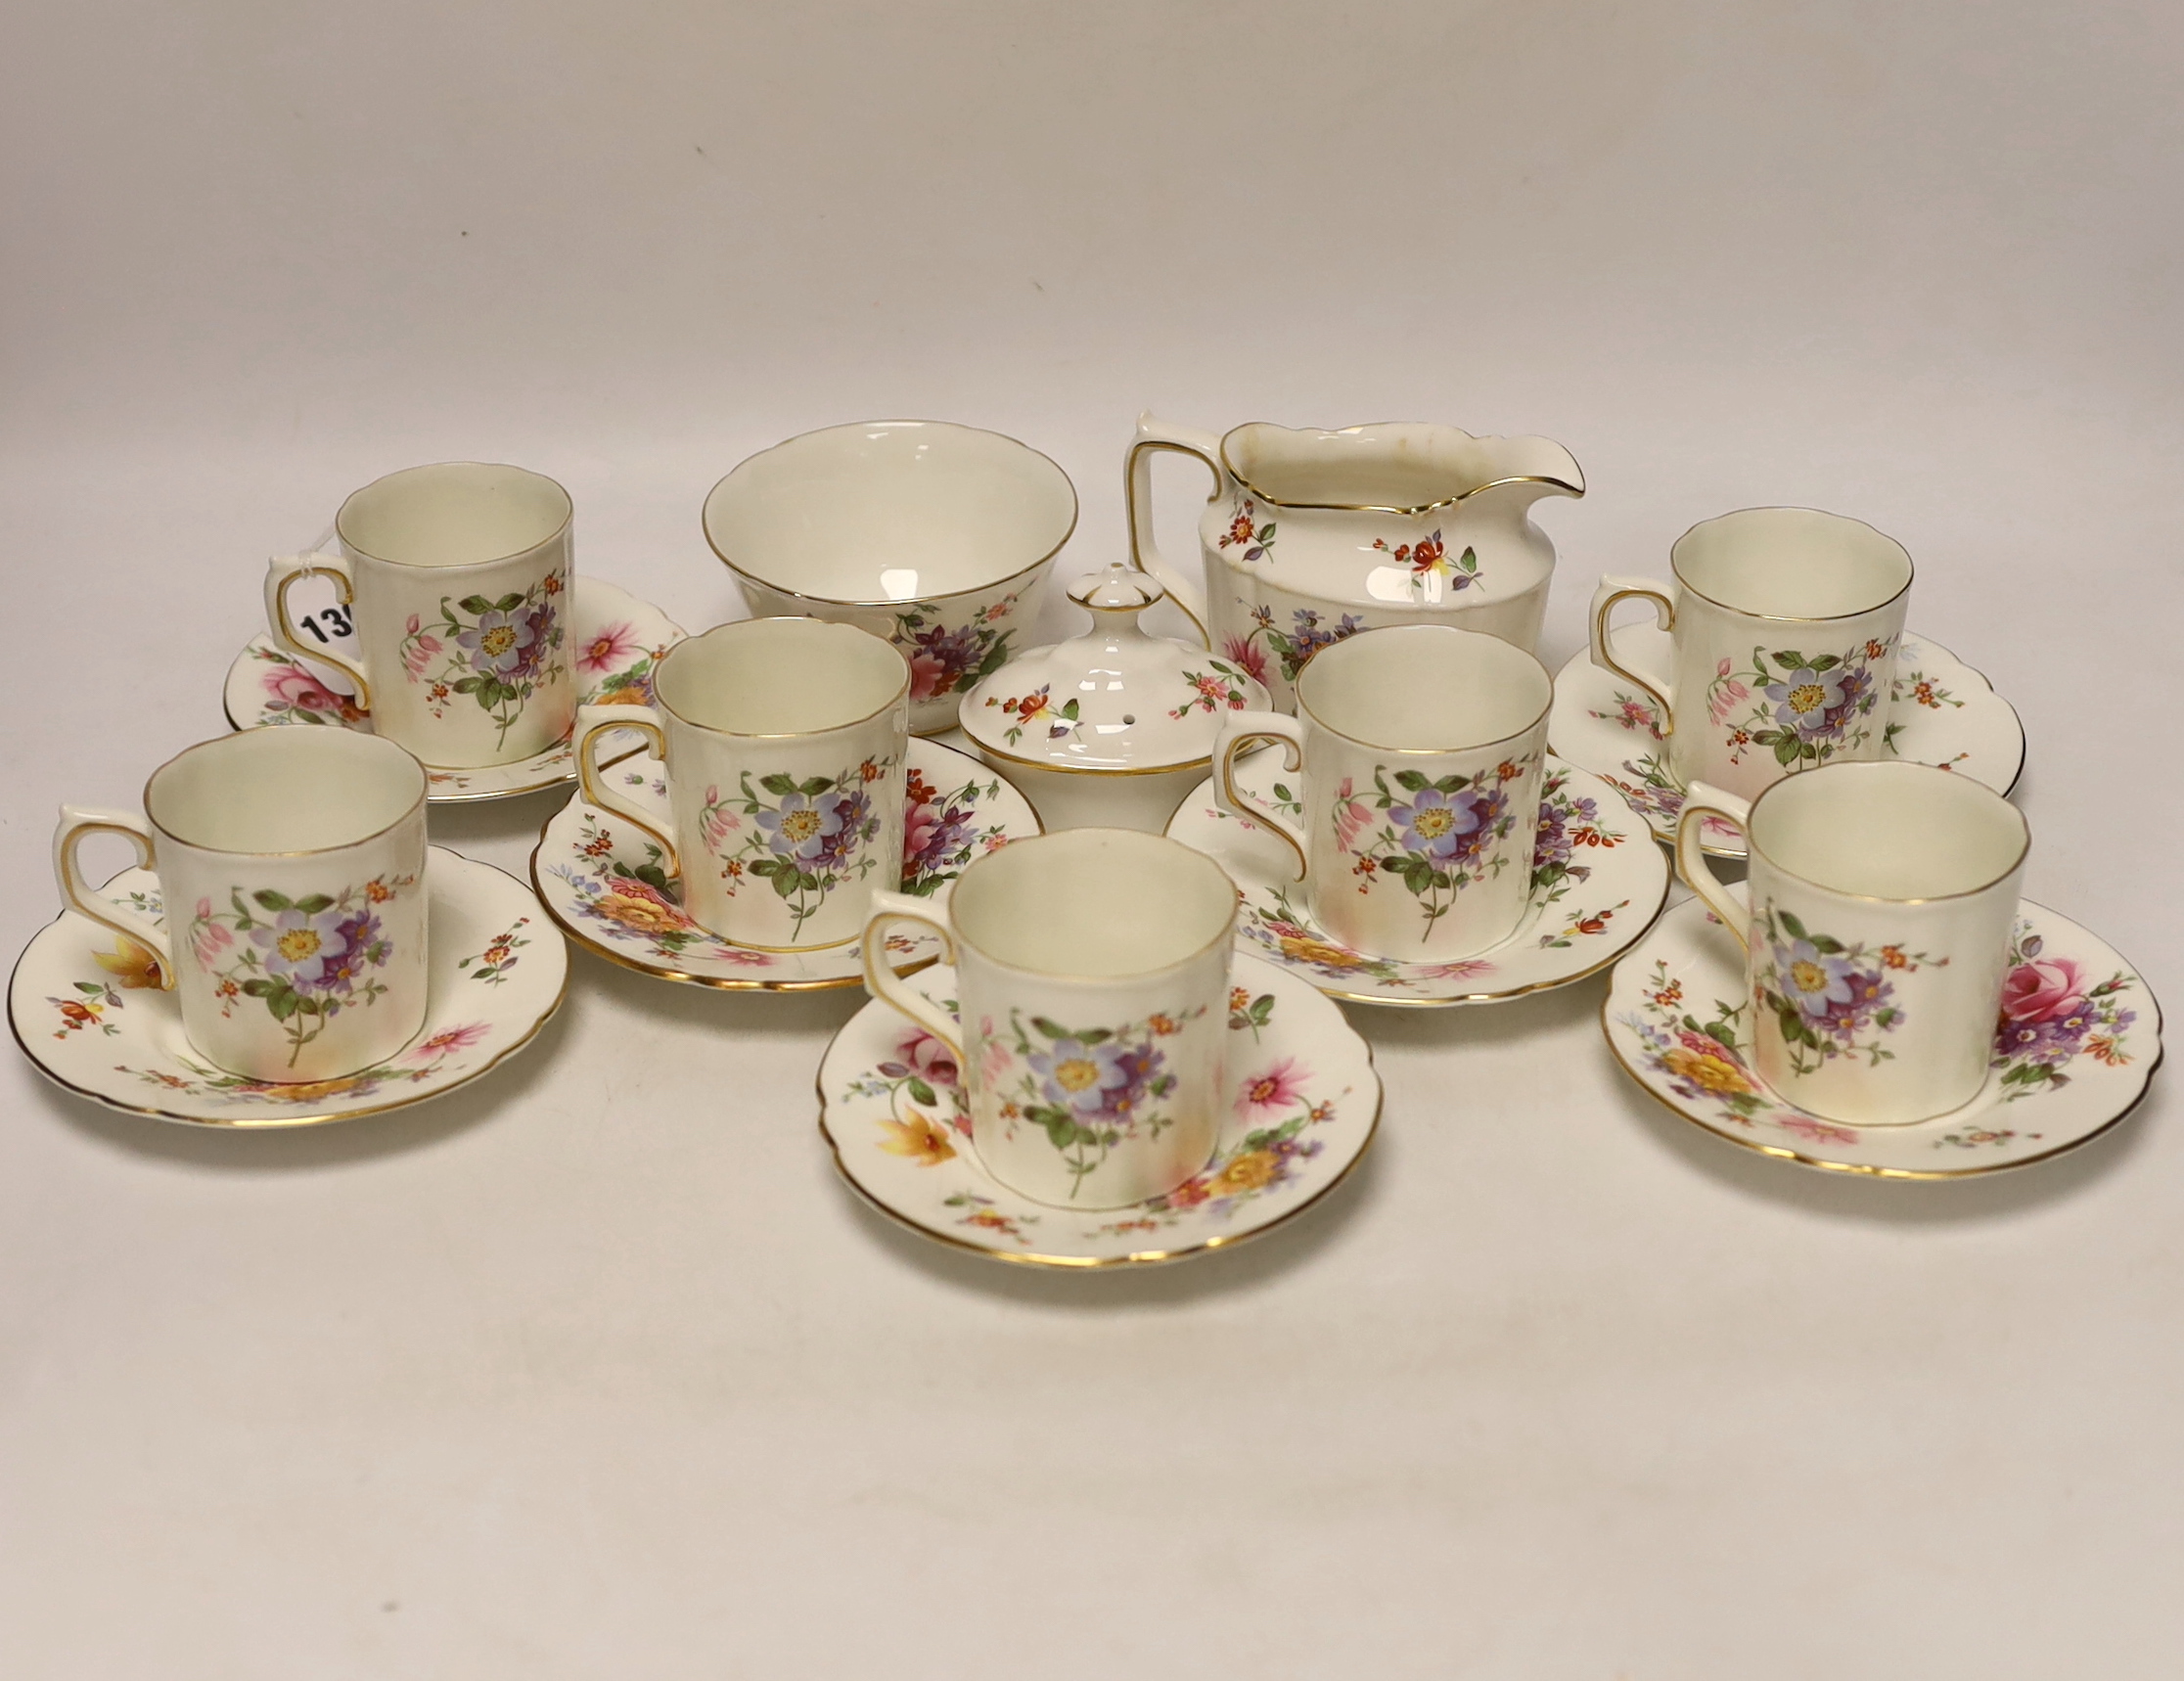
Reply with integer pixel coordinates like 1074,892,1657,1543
251,889,293,912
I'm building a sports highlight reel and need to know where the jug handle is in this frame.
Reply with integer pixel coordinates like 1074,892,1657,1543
1125,414,1220,648
1588,575,1677,739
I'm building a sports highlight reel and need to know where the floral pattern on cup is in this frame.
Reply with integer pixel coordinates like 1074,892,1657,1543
185,874,417,1068
892,592,1022,704
977,1006,1208,1200
1217,498,1275,564
699,757,895,940
1228,602,1368,687
398,569,568,751
1344,755,1534,939
1368,531,1479,600
1706,636,1893,773
1753,903,1944,1078
1991,924,2139,1101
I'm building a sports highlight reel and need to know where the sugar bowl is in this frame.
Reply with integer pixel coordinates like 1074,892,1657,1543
958,562,1270,832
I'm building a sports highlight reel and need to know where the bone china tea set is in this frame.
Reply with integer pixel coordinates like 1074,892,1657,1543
11,419,2160,1266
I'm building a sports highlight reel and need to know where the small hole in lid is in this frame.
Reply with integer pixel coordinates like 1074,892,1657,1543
1121,714,1135,725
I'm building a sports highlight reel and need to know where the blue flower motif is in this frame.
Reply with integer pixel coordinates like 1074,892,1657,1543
757,792,847,863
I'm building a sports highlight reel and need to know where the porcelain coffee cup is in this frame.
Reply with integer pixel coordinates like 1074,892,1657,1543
1212,623,1552,962
1676,760,2029,1125
573,616,910,951
264,462,576,768
702,420,1078,735
1590,507,1913,802
53,728,431,1082
860,829,1238,1209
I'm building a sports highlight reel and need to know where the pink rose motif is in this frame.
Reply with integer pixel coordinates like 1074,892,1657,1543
264,662,343,714
892,1028,960,1088
908,653,949,704
2000,957,2086,1024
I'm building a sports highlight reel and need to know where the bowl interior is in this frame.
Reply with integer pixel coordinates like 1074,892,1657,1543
703,421,1076,604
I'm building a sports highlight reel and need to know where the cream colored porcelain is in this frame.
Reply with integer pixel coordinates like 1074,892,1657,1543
1676,760,2029,1126
572,617,910,952
263,463,576,768
703,420,1079,734
228,574,684,802
52,729,430,1082
1590,507,1912,802
1126,414,1582,710
1212,624,1552,964
1546,626,2025,858
15,847,567,1128
1603,895,2159,1178
819,953,1380,1265
860,829,1238,1209
958,561,1271,833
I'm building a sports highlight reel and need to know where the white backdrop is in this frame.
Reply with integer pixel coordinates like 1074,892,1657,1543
4,2,2180,1675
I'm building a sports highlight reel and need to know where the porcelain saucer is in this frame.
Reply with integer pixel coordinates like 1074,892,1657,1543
224,574,687,803
818,953,1378,1266
1164,753,1670,1007
10,847,569,1128
1549,628,2026,857
531,738,1041,991
1602,896,2161,1178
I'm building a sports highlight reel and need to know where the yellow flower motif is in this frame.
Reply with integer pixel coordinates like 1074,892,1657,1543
1662,1044,1755,1097
1208,1150,1278,1194
590,686,653,707
595,890,686,935
93,936,165,990
270,1074,376,1103
876,1111,956,1166
1278,933,1366,970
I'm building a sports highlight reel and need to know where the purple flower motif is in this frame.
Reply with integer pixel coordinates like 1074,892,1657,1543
757,791,847,863
458,606,545,678
1390,785,1504,868
1765,665,1848,738
1532,792,1599,873
814,789,874,872
1771,936,1859,1020
250,904,354,993
1029,1036,1165,1126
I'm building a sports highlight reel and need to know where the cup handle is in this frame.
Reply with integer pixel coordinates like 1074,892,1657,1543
1589,574,1677,737
52,805,176,988
1212,710,1308,883
1674,782,1753,954
263,553,373,711
574,704,678,878
1124,413,1222,648
860,890,964,1059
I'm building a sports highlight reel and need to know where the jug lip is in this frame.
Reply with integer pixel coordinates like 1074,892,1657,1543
1217,421,1585,516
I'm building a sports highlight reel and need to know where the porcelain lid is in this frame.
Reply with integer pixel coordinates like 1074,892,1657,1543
959,563,1270,773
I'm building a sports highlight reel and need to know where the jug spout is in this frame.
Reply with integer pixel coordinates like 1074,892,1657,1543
1221,422,1582,514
